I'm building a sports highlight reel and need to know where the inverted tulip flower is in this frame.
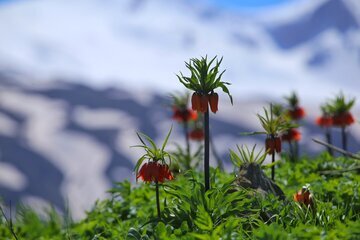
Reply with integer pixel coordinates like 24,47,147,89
326,93,356,151
172,107,197,123
177,56,232,191
284,92,305,161
133,127,174,219
171,93,198,123
171,92,198,159
316,105,333,155
285,92,306,121
255,105,291,181
188,128,205,141
281,128,301,142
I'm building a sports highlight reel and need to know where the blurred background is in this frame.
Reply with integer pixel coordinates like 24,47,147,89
0,0,359,219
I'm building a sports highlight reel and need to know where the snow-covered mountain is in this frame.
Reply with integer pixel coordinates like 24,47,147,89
0,0,359,219
0,0,359,99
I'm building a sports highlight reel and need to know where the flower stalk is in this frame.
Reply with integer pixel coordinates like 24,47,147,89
155,181,161,219
326,93,355,153
177,56,232,191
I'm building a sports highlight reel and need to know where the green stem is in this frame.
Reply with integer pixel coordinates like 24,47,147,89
155,181,161,219
204,109,210,191
183,121,191,167
271,134,275,181
288,141,294,162
325,128,333,156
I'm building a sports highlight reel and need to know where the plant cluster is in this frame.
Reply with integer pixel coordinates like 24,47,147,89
0,56,358,239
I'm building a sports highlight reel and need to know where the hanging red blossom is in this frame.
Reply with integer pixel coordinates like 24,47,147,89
281,128,301,142
209,92,219,113
288,107,305,120
332,112,355,127
191,92,201,111
189,128,204,141
316,115,333,128
265,136,282,155
172,107,198,122
136,162,173,183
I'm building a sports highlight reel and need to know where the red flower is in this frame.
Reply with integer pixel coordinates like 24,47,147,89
191,92,210,113
199,94,209,113
332,112,355,127
316,116,333,128
191,92,201,111
136,162,173,183
209,92,219,113
172,107,197,122
288,107,305,120
189,128,204,141
281,128,301,142
293,188,314,207
265,137,281,155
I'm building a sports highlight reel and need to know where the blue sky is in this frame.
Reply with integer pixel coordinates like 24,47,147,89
0,0,297,8
208,0,297,9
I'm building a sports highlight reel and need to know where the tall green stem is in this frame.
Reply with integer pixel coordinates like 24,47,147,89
204,109,210,191
288,141,295,162
183,121,190,160
294,141,299,162
155,181,161,219
271,134,275,181
325,127,333,156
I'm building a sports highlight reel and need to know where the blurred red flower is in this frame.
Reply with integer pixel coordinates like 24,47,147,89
281,128,301,142
172,107,198,122
332,112,355,127
316,116,333,127
188,128,204,141
288,107,305,120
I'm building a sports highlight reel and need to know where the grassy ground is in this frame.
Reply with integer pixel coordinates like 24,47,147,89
1,153,359,239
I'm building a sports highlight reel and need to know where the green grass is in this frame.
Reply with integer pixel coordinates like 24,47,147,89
1,153,359,239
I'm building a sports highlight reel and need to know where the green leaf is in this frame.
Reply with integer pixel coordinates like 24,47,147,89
161,126,173,152
194,205,213,231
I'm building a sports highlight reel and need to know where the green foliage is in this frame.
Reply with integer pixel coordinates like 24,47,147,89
170,91,190,109
284,91,299,108
177,56,233,104
1,154,359,239
326,92,356,114
230,145,267,167
256,105,293,136
171,144,203,171
133,127,173,176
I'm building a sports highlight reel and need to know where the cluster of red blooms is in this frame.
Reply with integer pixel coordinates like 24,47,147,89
191,92,218,113
332,112,355,127
281,128,301,142
288,106,306,120
293,187,314,208
316,112,355,128
136,162,173,183
283,104,305,142
172,107,197,122
316,115,332,128
265,136,281,155
188,128,204,141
